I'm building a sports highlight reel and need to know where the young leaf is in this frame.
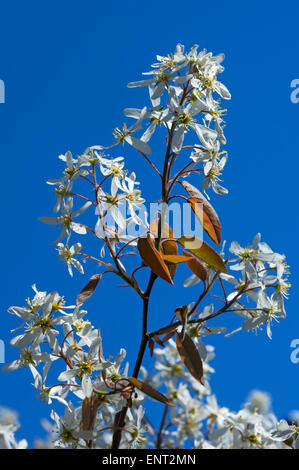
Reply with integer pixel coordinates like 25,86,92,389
174,305,188,323
149,324,179,337
177,236,227,273
76,274,102,305
153,334,165,347
182,181,221,246
148,339,155,357
161,254,192,264
149,220,178,279
161,329,177,343
174,305,188,339
182,250,208,282
137,237,173,285
127,377,173,406
176,332,204,384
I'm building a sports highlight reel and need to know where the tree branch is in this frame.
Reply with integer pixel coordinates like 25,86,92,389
111,271,157,449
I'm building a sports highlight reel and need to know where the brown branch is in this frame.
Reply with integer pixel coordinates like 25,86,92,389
147,284,249,339
111,271,157,449
137,150,162,178
77,252,112,268
79,174,94,185
156,404,169,449
69,193,96,206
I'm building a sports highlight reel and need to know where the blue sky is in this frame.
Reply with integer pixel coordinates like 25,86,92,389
1,0,299,445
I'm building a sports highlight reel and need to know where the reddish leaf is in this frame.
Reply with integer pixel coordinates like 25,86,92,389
182,250,208,282
137,237,173,285
149,220,178,279
176,333,204,384
182,181,221,246
177,236,227,273
174,305,188,339
161,254,192,264
76,274,102,305
161,330,177,343
153,334,165,347
149,324,179,337
174,305,188,323
148,339,155,357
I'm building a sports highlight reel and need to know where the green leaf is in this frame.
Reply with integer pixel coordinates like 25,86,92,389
127,377,173,406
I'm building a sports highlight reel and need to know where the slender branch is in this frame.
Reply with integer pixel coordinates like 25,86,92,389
137,150,162,178
162,122,175,201
115,237,139,259
77,252,112,268
59,329,75,369
111,271,157,449
147,284,249,339
168,194,189,202
76,223,96,235
79,174,94,185
156,404,169,449
167,161,194,196
98,174,110,187
219,277,227,303
69,193,96,206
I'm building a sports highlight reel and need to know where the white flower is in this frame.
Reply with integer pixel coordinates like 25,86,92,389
98,155,127,193
124,107,170,143
39,197,92,243
47,151,88,186
122,406,147,449
229,234,261,276
50,403,88,448
202,153,228,196
120,172,147,226
58,338,111,398
56,242,84,277
92,107,151,154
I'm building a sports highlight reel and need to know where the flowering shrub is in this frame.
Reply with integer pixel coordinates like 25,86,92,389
2,43,296,449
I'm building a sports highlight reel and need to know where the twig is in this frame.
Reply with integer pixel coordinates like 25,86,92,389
156,404,169,449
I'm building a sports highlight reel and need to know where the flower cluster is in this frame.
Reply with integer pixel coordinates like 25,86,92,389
2,311,299,449
226,234,289,339
124,43,231,196
39,148,148,277
183,233,289,339
147,339,299,449
3,285,150,448
39,43,234,281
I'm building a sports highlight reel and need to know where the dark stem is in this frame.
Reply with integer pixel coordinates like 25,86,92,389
111,272,157,449
156,404,169,449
